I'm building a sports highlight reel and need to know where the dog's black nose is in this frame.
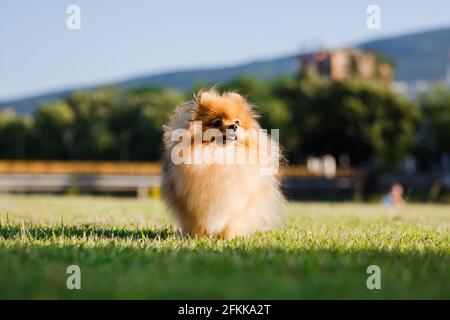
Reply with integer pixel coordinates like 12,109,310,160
228,124,238,131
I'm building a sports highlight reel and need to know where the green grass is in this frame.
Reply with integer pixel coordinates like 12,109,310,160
0,194,448,299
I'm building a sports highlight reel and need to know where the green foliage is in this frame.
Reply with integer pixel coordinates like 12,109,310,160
0,87,183,161
419,85,450,162
111,89,182,160
0,108,34,159
0,74,444,171
34,100,76,159
274,73,420,169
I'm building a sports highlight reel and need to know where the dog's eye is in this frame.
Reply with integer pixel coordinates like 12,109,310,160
235,120,240,126
212,119,223,127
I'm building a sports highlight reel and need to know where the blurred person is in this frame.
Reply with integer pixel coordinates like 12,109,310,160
382,183,405,208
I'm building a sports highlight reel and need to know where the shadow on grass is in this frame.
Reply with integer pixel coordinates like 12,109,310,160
0,224,177,241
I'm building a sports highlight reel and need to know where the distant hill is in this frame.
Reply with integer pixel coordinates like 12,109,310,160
120,55,298,90
1,27,449,114
360,27,450,82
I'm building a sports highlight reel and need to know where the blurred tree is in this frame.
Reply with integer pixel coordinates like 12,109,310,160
8,86,184,161
0,108,34,159
0,75,423,168
275,71,420,169
416,85,450,169
34,100,75,159
66,87,119,160
109,89,182,161
273,69,329,161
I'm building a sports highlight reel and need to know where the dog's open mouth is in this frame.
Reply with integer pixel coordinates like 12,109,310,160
211,134,237,144
224,133,237,143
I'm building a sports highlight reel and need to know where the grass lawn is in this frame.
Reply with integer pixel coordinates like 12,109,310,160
0,194,448,299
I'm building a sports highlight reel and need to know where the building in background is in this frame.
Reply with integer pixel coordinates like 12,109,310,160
301,49,450,100
299,49,393,82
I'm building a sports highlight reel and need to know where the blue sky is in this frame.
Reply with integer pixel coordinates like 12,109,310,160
1,0,449,101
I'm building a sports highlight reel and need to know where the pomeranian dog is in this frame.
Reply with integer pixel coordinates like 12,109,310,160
161,89,286,239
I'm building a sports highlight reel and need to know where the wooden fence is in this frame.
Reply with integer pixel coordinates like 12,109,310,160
0,160,359,177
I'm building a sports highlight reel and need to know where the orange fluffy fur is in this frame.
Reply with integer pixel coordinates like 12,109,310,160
161,90,286,239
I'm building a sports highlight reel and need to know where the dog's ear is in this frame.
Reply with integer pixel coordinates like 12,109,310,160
192,89,221,121
192,90,209,120
193,89,205,106
194,89,220,112
225,92,245,103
